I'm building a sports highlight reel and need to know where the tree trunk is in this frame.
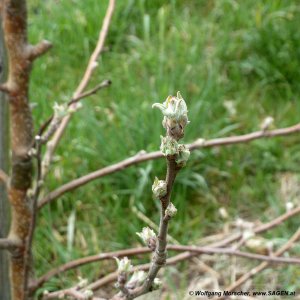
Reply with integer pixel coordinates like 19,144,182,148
0,16,11,300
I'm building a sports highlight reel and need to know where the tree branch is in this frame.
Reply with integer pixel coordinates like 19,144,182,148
0,168,8,184
214,228,300,300
45,238,300,299
0,238,21,252
30,205,300,292
41,0,115,178
209,205,300,248
1,0,50,298
68,79,112,106
26,40,52,61
39,122,300,208
37,79,111,139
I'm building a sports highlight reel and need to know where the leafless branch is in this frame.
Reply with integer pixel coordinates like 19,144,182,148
31,205,300,292
37,79,111,138
0,168,8,184
214,228,300,300
1,0,50,298
0,238,21,252
26,40,52,61
41,0,115,178
39,122,300,208
24,137,43,298
44,252,195,299
69,79,112,105
47,237,300,299
0,83,10,93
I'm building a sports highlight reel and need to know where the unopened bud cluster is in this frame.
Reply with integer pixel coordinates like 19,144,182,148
114,256,133,275
165,202,177,218
160,136,190,166
152,91,189,140
152,177,167,198
136,227,157,250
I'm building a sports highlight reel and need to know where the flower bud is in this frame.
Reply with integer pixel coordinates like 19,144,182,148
114,257,133,274
136,227,157,250
53,102,68,118
165,202,177,218
77,277,88,288
153,92,189,140
160,136,178,156
152,177,167,198
152,278,162,290
127,271,147,289
175,144,190,167
83,290,93,300
260,116,274,131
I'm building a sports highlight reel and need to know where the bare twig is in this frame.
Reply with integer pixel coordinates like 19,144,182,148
37,79,111,138
42,0,115,178
26,40,52,61
31,205,300,292
24,137,43,298
29,247,151,292
69,79,112,106
209,205,300,248
39,122,300,208
0,168,8,184
45,252,195,298
0,238,21,252
214,228,300,300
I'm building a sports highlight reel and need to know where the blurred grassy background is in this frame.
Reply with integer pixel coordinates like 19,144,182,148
28,0,300,298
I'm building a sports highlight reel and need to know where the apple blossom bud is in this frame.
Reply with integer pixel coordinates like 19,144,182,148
165,202,177,218
160,136,178,156
136,227,157,250
152,278,162,290
152,177,167,198
114,257,133,274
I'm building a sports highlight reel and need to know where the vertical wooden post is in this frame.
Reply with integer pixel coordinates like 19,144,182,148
0,16,11,300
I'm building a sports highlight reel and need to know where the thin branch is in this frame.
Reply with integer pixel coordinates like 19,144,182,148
45,252,195,298
31,205,300,292
0,83,10,94
214,228,300,300
29,247,151,292
0,238,21,252
0,168,8,184
24,137,43,298
68,79,112,106
39,122,300,208
37,79,111,138
41,0,115,178
168,245,300,264
209,205,300,248
26,40,52,61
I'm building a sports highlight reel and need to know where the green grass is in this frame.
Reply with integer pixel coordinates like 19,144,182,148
28,0,300,298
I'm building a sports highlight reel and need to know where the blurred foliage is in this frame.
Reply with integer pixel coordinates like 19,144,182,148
27,0,300,297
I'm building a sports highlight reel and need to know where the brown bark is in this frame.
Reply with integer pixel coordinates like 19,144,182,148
0,12,11,299
1,1,51,299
